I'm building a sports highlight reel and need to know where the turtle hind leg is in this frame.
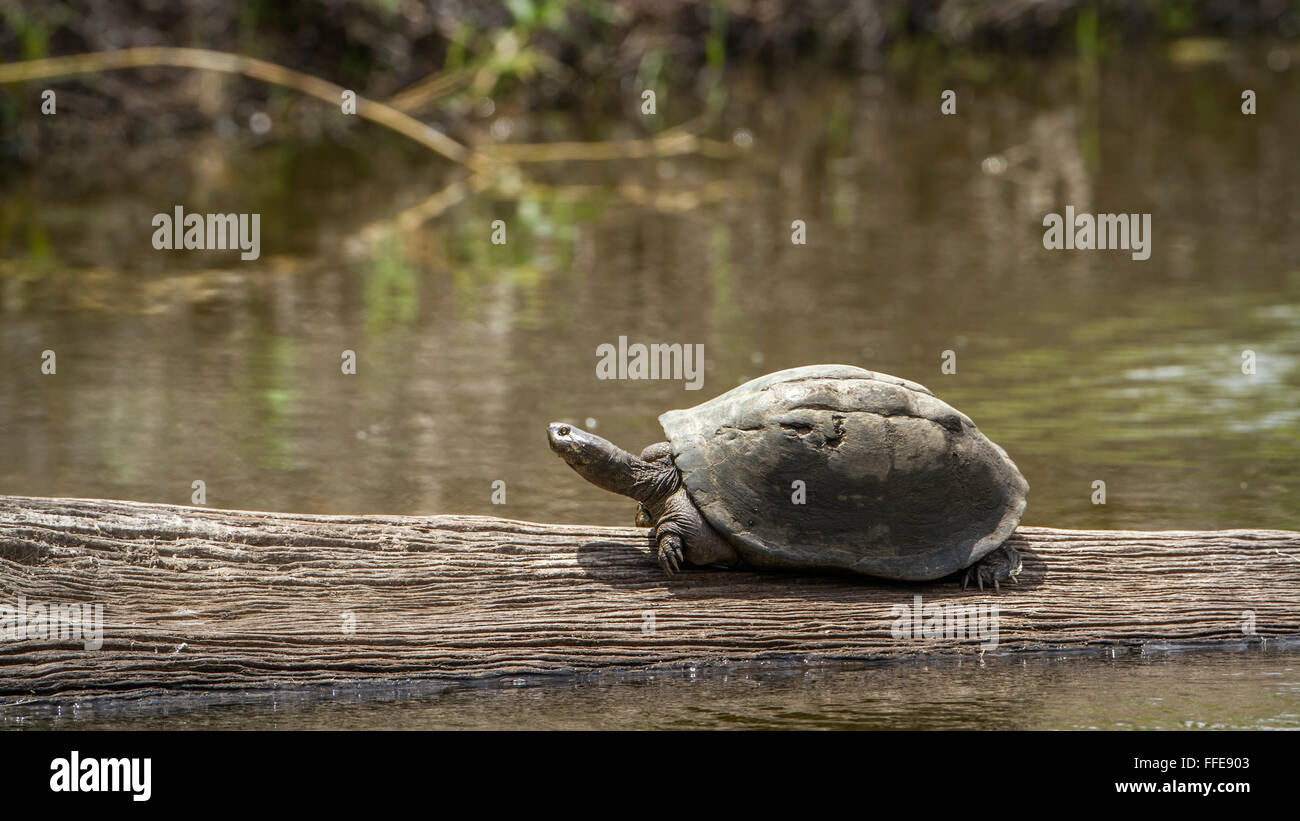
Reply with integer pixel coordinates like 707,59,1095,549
961,544,1022,593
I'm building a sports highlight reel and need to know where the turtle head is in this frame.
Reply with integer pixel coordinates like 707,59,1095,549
547,423,618,470
547,423,670,502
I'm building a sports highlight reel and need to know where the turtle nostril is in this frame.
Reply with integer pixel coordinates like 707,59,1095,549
558,425,571,436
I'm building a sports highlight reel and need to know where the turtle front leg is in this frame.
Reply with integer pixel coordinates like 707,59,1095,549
635,504,653,527
961,544,1022,593
657,533,684,575
651,489,740,576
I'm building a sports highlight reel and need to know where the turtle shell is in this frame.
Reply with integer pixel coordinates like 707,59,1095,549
658,365,1028,580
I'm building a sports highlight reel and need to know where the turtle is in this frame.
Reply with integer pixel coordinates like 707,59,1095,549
547,364,1028,591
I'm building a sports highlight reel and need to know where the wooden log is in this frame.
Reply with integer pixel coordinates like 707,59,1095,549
1,494,1298,703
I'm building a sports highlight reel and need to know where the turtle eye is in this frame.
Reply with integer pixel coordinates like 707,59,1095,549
558,425,571,436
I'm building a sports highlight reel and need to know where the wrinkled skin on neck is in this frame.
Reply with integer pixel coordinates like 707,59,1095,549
546,423,678,505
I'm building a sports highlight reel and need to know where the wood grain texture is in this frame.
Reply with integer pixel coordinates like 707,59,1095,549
1,495,1297,703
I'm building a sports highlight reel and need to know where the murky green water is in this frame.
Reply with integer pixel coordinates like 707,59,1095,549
4,648,1298,730
1,47,1298,728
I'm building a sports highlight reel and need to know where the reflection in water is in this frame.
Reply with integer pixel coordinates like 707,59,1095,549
5,649,1298,731
1,50,1298,729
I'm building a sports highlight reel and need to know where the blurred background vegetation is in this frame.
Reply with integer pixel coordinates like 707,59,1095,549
5,1,1299,172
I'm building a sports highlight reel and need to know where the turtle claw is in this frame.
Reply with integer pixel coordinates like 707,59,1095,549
657,535,684,576
658,548,680,575
959,544,1021,594
960,565,986,592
